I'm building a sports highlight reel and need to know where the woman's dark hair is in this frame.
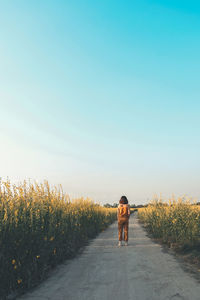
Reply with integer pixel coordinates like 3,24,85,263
119,196,128,204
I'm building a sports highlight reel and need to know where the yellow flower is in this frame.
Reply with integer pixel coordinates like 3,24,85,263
17,279,22,284
12,259,16,265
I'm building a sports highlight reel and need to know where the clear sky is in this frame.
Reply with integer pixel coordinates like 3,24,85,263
0,0,200,204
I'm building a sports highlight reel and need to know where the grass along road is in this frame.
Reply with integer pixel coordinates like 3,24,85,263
18,213,200,300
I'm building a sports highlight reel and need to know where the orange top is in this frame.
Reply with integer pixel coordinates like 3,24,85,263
117,203,130,218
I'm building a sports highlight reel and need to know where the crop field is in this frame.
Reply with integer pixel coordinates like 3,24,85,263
0,179,117,299
138,197,200,249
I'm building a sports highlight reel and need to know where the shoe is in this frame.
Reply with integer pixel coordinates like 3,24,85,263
124,242,128,246
118,241,122,247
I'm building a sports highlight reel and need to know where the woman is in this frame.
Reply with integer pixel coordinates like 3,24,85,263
117,196,130,246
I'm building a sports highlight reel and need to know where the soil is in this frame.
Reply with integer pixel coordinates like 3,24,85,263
17,213,200,300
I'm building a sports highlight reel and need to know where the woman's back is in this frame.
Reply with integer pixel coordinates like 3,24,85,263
118,203,130,218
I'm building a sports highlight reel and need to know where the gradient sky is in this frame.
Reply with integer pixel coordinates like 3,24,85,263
0,0,200,204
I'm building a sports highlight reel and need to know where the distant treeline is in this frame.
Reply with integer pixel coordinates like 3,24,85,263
104,202,200,208
103,203,148,208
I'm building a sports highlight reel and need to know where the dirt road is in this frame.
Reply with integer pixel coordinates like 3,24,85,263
18,213,200,300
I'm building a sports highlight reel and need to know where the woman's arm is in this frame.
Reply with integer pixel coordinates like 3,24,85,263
128,204,131,217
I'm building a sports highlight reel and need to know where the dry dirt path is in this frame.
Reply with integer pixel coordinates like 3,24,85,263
18,213,200,300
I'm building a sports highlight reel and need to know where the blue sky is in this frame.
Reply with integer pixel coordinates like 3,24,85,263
0,1,200,204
